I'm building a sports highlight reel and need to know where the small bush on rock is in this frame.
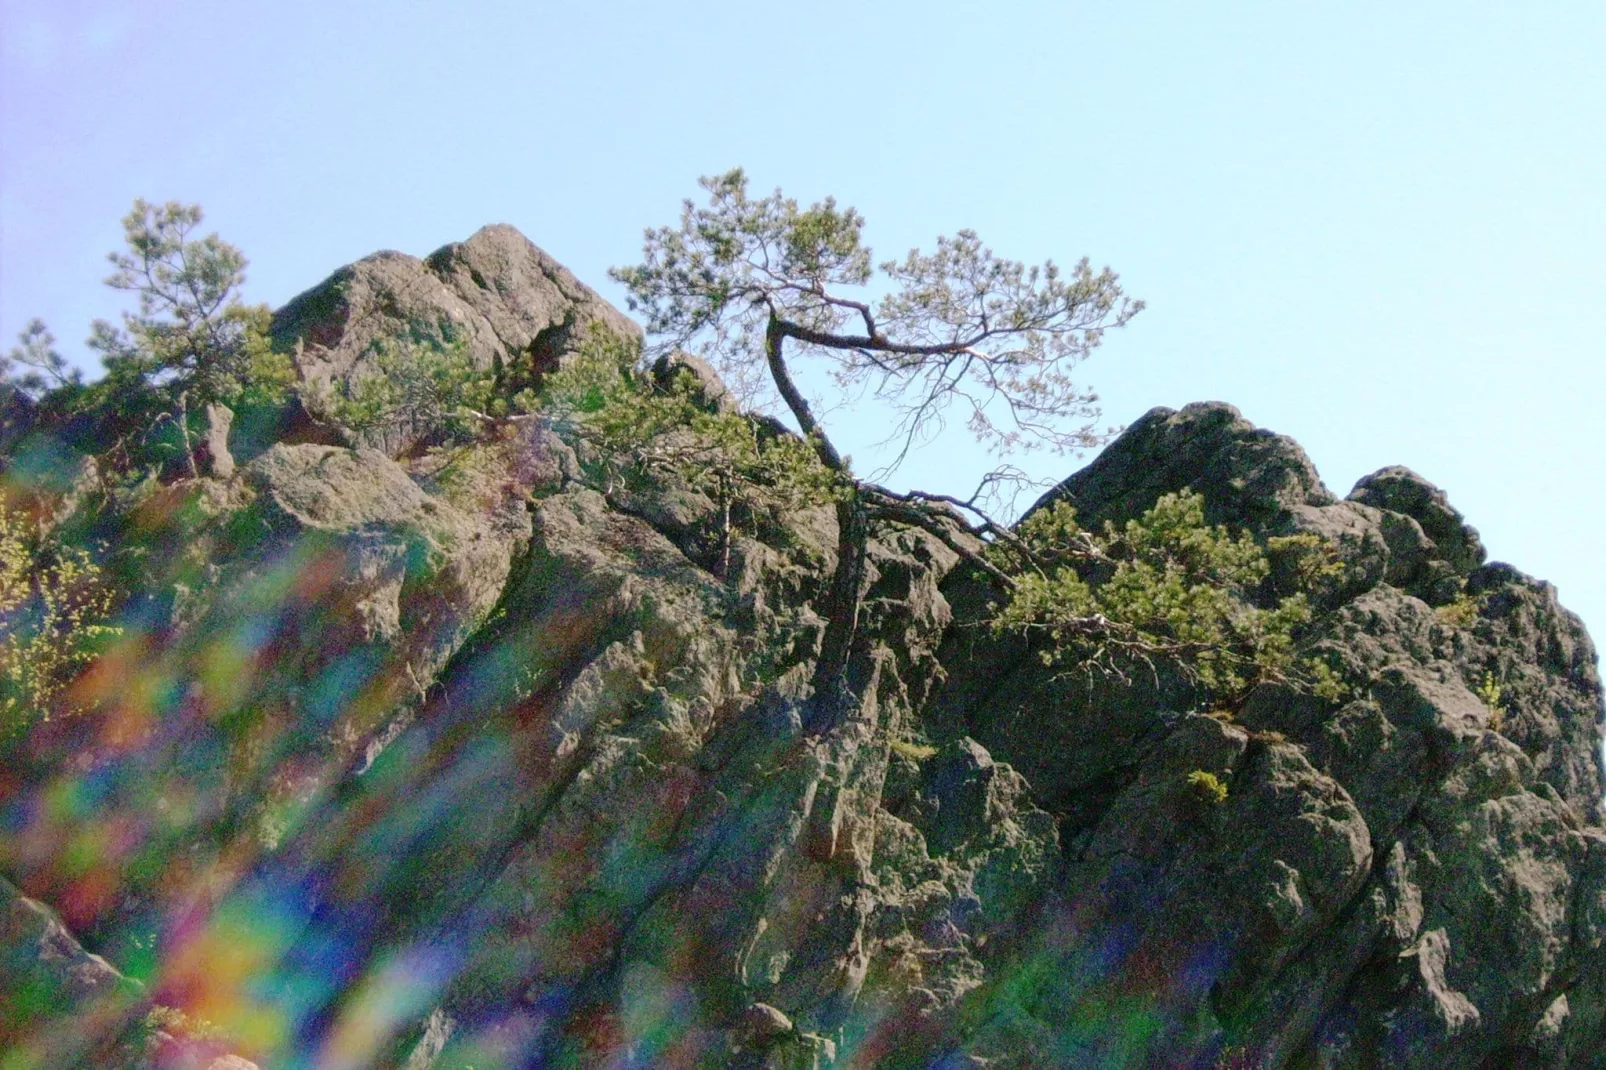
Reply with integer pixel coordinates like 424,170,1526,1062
540,328,837,572
0,506,120,734
1476,671,1507,730
1187,769,1230,806
991,489,1343,710
320,334,498,450
1435,591,1482,629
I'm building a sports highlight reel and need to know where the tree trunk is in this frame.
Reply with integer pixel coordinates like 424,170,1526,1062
804,490,868,734
764,318,869,734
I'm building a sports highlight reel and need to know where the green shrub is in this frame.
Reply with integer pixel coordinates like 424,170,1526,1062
1266,531,1347,596
539,328,837,571
0,506,121,733
1187,769,1230,805
1435,591,1482,629
1475,671,1506,730
319,334,497,448
889,738,938,762
991,490,1342,709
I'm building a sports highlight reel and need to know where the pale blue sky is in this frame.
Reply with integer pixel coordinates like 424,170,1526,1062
3,0,1603,638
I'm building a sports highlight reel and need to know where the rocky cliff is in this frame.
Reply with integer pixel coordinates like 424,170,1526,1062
2,227,1601,1069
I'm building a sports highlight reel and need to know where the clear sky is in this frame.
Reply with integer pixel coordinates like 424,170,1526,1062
3,0,1603,639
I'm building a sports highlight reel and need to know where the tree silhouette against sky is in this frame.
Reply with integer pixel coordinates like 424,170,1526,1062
613,170,1141,731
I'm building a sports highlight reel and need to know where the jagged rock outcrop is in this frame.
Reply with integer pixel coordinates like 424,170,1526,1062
271,224,639,454
937,402,1606,1067
1,877,143,1065
1,235,1600,1069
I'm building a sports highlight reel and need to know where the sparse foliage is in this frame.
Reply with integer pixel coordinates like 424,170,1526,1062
613,170,1141,729
612,169,1142,465
992,490,1344,708
1266,532,1348,595
1476,671,1506,730
3,320,82,398
321,335,498,450
0,506,120,733
89,199,285,407
889,738,938,762
1187,769,1230,806
4,200,292,478
1435,591,1482,629
540,329,838,573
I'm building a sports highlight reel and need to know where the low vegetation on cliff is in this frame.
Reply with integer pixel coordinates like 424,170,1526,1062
1,183,1602,1070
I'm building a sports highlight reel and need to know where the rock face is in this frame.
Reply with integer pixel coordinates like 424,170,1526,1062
0,877,143,1065
271,224,639,454
1,236,1601,1069
939,403,1606,1067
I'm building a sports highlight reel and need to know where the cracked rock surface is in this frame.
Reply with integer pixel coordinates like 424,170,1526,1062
1,234,1600,1069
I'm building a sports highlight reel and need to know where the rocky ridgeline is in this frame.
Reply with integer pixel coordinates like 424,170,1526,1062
2,228,1601,1069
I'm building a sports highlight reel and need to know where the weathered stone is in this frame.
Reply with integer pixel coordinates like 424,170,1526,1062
2,234,1599,1070
1349,465,1486,578
272,224,639,454
740,1001,796,1045
1031,401,1336,532
935,396,1603,1068
652,350,738,413
0,877,145,1066
200,402,234,477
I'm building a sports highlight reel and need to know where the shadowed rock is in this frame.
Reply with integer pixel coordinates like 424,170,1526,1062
2,238,1601,1069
